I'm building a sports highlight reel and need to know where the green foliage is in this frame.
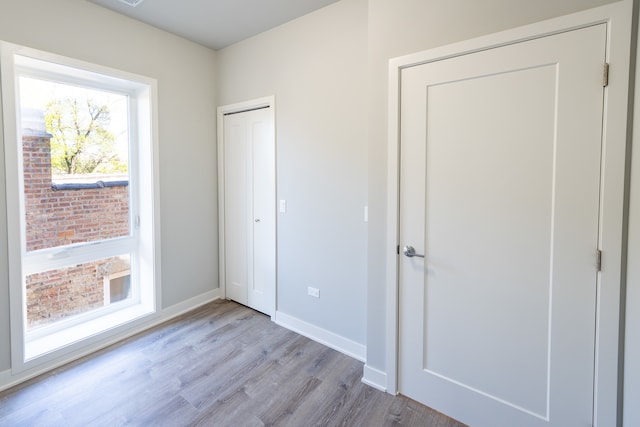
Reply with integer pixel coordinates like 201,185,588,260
44,97,127,175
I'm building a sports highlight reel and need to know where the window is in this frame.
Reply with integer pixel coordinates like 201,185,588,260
105,267,132,304
1,43,159,368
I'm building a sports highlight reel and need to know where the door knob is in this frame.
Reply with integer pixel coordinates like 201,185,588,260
403,245,424,258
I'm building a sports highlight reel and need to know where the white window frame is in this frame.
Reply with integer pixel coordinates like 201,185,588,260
0,42,161,373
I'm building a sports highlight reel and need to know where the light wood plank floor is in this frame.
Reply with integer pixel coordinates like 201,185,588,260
0,300,466,427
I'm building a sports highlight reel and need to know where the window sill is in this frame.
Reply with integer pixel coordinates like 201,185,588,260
25,302,154,361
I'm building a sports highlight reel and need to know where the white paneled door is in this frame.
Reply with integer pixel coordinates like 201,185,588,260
398,25,606,426
223,106,275,317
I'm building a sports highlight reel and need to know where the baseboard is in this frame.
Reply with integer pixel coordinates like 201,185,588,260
0,369,13,389
362,364,387,392
274,311,366,362
0,288,221,392
159,288,221,319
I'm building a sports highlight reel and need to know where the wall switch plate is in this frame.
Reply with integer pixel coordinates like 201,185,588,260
280,199,287,213
307,286,320,298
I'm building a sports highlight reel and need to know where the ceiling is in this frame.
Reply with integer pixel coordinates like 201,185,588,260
88,0,340,50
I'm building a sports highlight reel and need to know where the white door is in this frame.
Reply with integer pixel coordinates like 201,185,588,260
399,25,606,426
223,106,275,317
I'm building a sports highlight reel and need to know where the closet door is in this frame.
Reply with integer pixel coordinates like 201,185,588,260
223,106,275,316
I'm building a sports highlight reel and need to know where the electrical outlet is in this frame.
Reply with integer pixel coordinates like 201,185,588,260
307,286,320,298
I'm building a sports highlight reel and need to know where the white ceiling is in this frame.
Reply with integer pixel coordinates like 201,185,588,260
88,0,340,50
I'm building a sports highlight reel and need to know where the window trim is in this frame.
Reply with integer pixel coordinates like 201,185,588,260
1,42,161,372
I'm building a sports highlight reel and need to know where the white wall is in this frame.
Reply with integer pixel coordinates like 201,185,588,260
365,0,623,377
0,0,218,373
217,0,368,347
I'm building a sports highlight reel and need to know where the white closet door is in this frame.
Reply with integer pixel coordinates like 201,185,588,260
224,107,275,316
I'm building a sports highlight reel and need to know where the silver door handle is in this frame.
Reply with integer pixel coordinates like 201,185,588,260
403,245,424,258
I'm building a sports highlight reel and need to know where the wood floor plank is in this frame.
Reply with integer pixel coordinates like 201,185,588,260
283,354,361,426
330,379,393,426
0,300,466,427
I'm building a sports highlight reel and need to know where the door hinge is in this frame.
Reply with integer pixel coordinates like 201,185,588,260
135,215,141,228
397,245,400,255
603,63,609,87
596,249,602,272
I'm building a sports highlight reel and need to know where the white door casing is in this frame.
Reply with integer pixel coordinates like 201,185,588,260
387,2,630,425
218,98,276,317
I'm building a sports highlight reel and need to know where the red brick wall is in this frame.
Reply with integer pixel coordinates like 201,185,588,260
23,135,129,252
26,257,129,329
23,133,130,329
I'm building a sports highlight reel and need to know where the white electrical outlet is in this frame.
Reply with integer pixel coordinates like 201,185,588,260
307,286,320,298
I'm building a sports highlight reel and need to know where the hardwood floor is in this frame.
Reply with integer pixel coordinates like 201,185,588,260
0,300,466,427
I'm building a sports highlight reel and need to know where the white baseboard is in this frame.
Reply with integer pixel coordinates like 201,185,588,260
0,369,13,389
362,364,387,392
159,288,221,319
274,311,366,362
0,288,221,392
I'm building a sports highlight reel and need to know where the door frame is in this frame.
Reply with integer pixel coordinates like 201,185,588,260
217,96,276,316
384,3,632,425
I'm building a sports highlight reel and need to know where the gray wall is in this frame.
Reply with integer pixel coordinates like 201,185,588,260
217,0,368,345
0,0,218,372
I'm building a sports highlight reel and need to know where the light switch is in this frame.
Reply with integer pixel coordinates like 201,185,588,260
279,199,287,213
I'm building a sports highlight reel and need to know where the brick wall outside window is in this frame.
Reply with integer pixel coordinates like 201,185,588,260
23,131,131,329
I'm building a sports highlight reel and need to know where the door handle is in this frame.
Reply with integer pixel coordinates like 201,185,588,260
403,245,424,258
